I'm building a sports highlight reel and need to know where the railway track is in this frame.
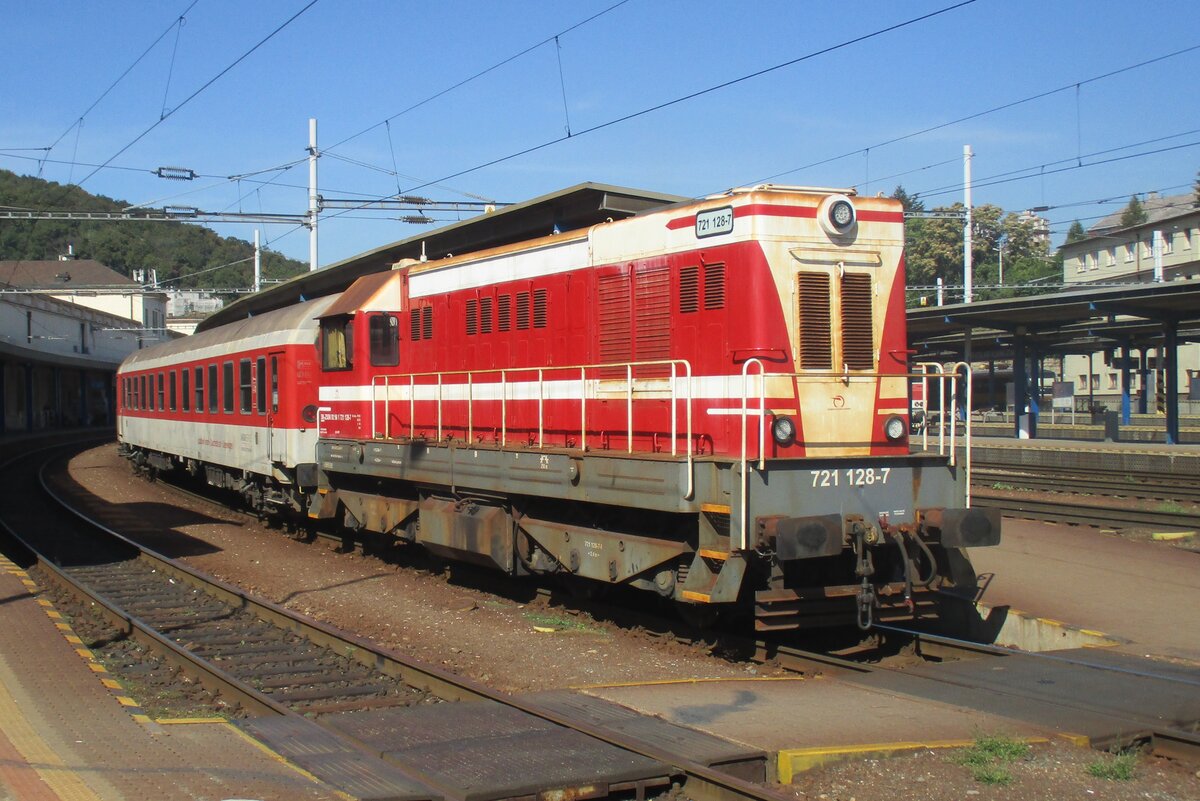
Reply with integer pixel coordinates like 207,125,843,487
7,436,1197,791
0,439,787,801
971,463,1200,531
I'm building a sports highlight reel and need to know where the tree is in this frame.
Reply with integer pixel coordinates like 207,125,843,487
1119,195,1148,228
0,168,307,298
1065,220,1087,244
890,185,925,213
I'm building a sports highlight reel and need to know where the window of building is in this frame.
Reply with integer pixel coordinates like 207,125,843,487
1143,239,1153,259
321,316,354,370
1162,231,1173,254
1106,248,1116,267
169,371,177,411
195,366,204,412
208,364,218,413
222,361,234,413
1108,373,1119,390
1182,228,1193,250
239,359,252,413
256,357,267,414
1075,257,1086,274
1077,374,1088,389
369,314,400,366
182,368,190,412
1090,373,1100,390
1125,243,1134,262
1087,253,1098,271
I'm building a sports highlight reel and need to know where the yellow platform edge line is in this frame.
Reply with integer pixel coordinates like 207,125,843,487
154,717,230,725
777,736,1051,783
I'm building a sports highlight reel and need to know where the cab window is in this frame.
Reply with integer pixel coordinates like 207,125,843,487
321,315,354,371
369,313,400,367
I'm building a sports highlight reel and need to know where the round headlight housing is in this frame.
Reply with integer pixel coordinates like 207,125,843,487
883,414,907,442
818,193,857,237
772,416,796,446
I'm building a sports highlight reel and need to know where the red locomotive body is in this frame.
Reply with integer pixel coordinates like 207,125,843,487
119,186,998,631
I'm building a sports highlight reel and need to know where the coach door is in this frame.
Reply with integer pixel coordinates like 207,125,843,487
266,351,286,464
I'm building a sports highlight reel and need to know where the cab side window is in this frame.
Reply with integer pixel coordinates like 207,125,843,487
321,316,354,371
369,313,400,367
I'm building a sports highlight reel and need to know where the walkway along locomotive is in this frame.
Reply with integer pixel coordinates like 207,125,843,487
117,185,999,631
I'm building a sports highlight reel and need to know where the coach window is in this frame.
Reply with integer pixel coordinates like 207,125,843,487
239,358,252,414
181,368,190,412
369,313,400,367
139,376,146,410
208,364,218,413
157,372,165,411
256,357,267,414
321,315,354,371
222,361,234,413
169,371,177,412
194,367,204,413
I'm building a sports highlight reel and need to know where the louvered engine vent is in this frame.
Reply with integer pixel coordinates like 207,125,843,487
840,273,875,370
796,272,832,369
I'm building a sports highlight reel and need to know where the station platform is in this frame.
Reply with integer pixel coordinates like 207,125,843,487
0,554,344,801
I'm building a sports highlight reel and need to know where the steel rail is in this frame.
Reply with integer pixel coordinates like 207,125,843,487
972,467,1200,504
19,443,794,801
971,490,1200,529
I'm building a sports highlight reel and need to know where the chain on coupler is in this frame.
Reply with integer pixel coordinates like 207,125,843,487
852,522,876,630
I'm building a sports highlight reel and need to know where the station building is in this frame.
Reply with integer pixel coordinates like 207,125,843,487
0,258,169,435
1058,193,1200,415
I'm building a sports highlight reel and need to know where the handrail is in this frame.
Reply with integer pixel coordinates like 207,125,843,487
738,358,766,550
370,359,695,500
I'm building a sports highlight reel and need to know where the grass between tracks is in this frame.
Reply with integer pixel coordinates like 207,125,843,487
953,733,1031,786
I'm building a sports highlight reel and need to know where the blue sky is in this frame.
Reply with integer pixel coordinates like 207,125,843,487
2,0,1198,276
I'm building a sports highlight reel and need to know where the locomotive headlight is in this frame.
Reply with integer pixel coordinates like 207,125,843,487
818,193,857,237
829,199,855,229
772,416,796,446
883,415,907,442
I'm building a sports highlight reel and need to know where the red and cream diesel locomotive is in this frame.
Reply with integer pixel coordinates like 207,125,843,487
118,185,998,631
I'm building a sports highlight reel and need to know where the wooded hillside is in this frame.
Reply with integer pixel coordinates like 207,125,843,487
0,169,307,292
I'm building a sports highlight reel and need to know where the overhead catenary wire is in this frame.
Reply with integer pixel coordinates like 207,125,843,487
752,42,1200,186
43,0,201,159
914,134,1200,200
322,0,633,154
318,0,981,225
67,0,321,194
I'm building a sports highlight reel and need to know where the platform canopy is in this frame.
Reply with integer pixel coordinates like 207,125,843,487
200,182,687,333
908,279,1200,362
907,278,1200,443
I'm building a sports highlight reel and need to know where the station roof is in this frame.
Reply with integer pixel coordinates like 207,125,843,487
200,182,687,333
908,278,1200,361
